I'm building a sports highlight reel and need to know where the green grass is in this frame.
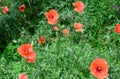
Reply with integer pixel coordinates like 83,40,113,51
0,0,120,79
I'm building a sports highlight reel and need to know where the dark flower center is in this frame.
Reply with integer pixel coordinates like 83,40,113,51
51,15,54,18
40,39,44,42
24,49,29,53
96,67,102,72
21,7,24,10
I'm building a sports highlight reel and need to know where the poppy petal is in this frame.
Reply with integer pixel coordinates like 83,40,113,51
19,73,28,79
2,6,9,14
114,24,120,34
26,52,36,63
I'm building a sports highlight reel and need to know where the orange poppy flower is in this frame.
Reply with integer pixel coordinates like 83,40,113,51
114,24,120,34
72,1,85,13
2,6,9,14
38,37,45,44
45,9,59,25
62,29,69,37
19,4,26,12
17,44,33,58
19,73,28,79
90,58,109,79
54,26,59,31
74,23,83,32
17,44,36,63
26,52,36,62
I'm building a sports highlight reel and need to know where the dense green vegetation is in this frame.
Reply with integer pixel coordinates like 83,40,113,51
0,0,120,79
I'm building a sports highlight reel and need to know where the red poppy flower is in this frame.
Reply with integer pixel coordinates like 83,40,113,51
54,26,59,31
17,44,36,63
19,73,28,79
38,37,45,44
90,58,109,79
17,44,33,58
114,24,120,34
72,1,85,13
45,9,59,25
74,23,83,32
19,4,26,12
2,6,9,14
62,29,70,37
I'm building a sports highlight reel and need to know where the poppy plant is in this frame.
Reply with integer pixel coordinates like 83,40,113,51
17,44,36,63
2,6,9,14
45,9,59,25
19,73,28,79
19,4,26,12
38,37,45,44
90,58,109,79
114,24,120,34
74,23,83,32
72,1,85,13
62,29,70,37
